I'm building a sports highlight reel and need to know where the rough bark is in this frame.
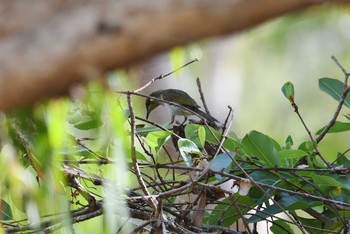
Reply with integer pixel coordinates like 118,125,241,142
0,0,333,111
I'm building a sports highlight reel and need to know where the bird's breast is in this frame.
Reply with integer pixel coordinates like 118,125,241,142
165,104,192,117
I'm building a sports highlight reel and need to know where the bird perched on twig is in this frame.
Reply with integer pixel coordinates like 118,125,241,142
145,89,218,124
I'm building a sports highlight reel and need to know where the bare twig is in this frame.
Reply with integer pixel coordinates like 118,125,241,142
331,147,350,165
290,100,332,168
133,58,199,93
196,77,211,115
135,116,182,139
126,93,158,215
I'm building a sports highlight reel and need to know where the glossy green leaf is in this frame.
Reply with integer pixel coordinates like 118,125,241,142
298,141,314,152
74,119,102,130
187,124,242,151
136,126,171,136
319,78,350,108
177,139,202,166
281,81,295,103
270,220,293,234
316,121,350,134
185,124,206,148
209,152,235,181
311,174,347,191
248,193,321,223
146,130,172,154
242,131,280,167
279,149,306,160
279,149,306,167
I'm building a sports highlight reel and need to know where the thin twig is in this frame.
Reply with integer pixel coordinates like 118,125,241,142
331,147,350,165
291,101,332,168
316,55,350,143
133,58,199,93
126,93,158,214
196,77,210,115
135,116,182,139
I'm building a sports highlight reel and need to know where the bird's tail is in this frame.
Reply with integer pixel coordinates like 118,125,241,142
196,109,218,123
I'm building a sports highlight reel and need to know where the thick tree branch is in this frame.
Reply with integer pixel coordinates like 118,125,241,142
0,0,330,111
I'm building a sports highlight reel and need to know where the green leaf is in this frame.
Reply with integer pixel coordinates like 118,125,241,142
74,119,102,130
311,174,347,191
146,130,172,154
270,220,293,234
319,78,350,108
248,193,321,223
177,139,202,166
0,200,13,220
242,131,280,167
298,141,314,152
279,149,306,167
285,135,293,149
187,124,242,151
316,121,350,134
185,124,206,148
281,81,295,103
136,126,171,136
279,149,306,160
209,152,235,181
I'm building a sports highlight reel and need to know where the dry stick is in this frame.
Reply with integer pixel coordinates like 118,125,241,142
126,94,159,216
317,55,350,144
200,107,307,233
196,77,211,115
133,58,199,93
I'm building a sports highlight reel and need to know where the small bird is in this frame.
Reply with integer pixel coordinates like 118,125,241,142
145,89,218,124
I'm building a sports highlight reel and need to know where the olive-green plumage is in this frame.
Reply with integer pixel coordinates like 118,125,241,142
145,89,217,123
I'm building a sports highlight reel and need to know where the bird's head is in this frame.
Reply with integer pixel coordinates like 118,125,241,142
145,90,163,119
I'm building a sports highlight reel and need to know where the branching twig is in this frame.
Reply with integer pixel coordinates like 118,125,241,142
126,93,159,216
290,99,332,168
196,77,211,115
316,55,350,143
133,58,199,93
